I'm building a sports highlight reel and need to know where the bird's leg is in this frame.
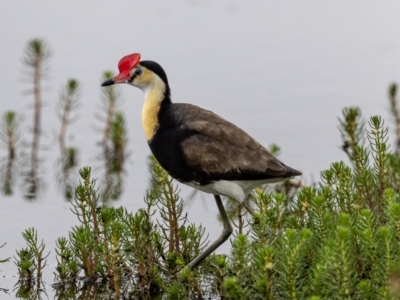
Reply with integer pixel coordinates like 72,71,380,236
242,199,255,216
241,193,255,216
187,195,233,270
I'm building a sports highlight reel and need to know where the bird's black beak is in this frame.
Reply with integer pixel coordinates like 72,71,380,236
101,71,131,87
101,79,115,87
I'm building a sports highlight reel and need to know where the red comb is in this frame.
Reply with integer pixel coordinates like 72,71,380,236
118,53,141,73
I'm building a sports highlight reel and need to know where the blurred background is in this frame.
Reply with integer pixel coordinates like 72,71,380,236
0,0,399,295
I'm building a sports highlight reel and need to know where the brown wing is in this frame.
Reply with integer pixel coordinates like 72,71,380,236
175,104,301,181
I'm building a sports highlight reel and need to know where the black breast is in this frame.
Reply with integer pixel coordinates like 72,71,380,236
148,104,198,183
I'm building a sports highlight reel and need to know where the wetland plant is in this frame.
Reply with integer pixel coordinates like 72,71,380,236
95,71,128,204
5,82,400,298
2,37,400,298
12,110,400,299
14,228,49,299
20,38,51,200
0,111,19,195
14,228,49,282
389,83,400,156
56,78,81,200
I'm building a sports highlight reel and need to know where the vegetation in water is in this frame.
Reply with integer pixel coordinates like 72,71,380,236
20,38,51,200
56,78,81,200
1,37,400,299
0,39,129,203
95,71,129,205
2,98,400,298
0,111,19,196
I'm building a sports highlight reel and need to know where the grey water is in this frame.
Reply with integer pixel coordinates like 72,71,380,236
1,0,400,297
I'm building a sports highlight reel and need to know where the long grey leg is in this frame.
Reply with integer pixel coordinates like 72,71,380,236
188,195,233,270
242,199,255,216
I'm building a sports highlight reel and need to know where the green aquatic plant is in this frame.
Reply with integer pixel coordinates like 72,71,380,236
389,83,400,156
21,38,51,200
56,78,81,200
0,111,19,196
10,108,400,299
95,71,129,204
14,227,49,300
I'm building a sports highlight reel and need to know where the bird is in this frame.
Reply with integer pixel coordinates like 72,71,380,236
101,53,302,270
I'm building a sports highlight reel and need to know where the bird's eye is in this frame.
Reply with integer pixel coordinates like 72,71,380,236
130,67,142,81
134,67,142,76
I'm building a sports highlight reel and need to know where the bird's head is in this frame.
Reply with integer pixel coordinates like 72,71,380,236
101,53,169,95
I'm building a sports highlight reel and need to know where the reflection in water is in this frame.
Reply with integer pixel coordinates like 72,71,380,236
0,243,10,294
96,72,128,205
13,279,47,300
14,280,137,300
56,79,81,200
0,112,19,195
20,39,51,200
53,281,147,300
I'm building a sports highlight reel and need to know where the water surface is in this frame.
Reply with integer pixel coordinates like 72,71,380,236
0,1,400,297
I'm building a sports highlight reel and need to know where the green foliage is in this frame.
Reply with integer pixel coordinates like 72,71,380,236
339,107,365,159
0,111,18,195
109,112,127,173
268,143,281,156
9,105,400,298
36,164,209,298
54,237,78,285
0,111,19,154
4,37,400,298
104,111,128,201
14,228,49,283
57,78,81,200
21,38,51,200
42,111,399,298
23,39,51,66
388,82,400,157
97,71,128,204
220,113,400,300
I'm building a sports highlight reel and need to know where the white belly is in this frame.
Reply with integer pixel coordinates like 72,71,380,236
186,177,289,203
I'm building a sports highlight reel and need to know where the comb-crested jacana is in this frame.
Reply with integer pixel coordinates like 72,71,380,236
101,53,301,269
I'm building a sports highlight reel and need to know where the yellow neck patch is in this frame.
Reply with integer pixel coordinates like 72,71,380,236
141,77,166,141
